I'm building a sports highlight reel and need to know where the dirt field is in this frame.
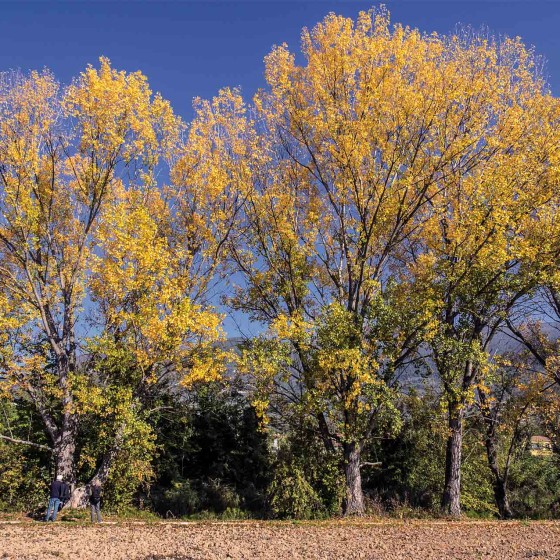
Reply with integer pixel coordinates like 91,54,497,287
1,520,559,559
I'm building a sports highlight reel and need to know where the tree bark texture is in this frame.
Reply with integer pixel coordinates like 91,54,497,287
441,407,463,517
343,441,365,516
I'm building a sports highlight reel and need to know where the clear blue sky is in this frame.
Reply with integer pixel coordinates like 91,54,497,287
3,1,559,337
2,1,560,121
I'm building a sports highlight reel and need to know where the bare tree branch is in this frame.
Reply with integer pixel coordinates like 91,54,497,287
0,433,52,451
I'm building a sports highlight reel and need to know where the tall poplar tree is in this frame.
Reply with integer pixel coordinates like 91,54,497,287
184,9,560,514
0,60,232,503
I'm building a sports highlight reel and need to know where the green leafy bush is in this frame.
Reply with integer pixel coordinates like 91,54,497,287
508,454,560,518
268,460,324,519
0,442,50,512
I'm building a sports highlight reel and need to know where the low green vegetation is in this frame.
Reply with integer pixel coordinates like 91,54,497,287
2,379,559,520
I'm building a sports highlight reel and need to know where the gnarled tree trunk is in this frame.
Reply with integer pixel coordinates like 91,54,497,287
66,424,125,508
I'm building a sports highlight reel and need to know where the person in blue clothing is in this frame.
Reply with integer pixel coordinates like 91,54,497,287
44,474,64,522
89,481,102,523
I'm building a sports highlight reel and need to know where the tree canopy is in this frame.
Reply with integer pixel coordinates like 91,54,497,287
2,8,560,519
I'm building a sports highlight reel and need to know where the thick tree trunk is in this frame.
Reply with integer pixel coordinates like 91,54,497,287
54,414,78,483
51,346,80,489
343,441,365,516
441,407,463,517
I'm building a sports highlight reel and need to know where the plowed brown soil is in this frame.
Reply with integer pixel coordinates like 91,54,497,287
1,520,559,559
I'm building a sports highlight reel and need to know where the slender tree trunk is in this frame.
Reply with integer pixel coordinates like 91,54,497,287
317,413,336,454
483,417,512,519
343,441,364,516
441,406,463,517
478,388,513,519
491,476,512,520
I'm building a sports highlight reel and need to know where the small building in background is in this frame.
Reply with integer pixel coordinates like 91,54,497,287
529,435,553,457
